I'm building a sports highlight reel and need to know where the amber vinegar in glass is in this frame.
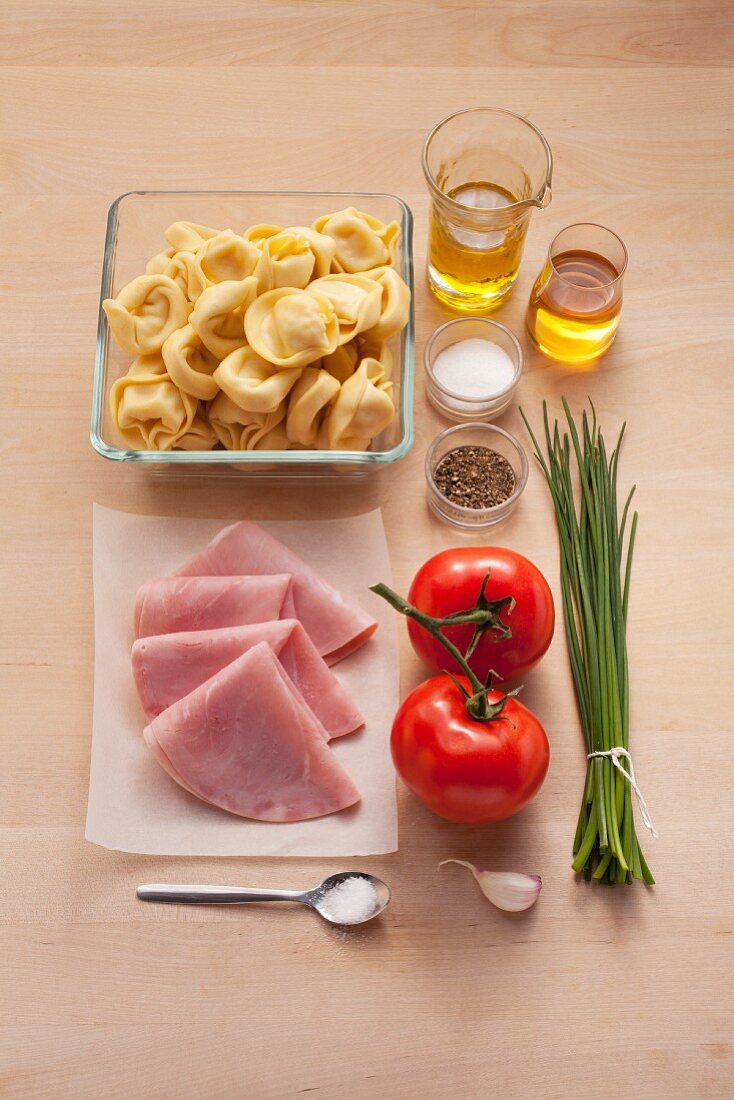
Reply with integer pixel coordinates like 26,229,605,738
526,225,627,364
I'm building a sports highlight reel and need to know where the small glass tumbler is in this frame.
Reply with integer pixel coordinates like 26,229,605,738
422,108,553,312
425,422,529,529
526,223,628,364
424,317,522,423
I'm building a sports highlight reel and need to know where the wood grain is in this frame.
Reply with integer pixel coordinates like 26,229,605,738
1,2,733,1097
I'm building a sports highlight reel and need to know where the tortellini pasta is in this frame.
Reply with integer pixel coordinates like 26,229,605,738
163,251,198,300
164,221,220,252
355,335,393,378
208,392,289,451
244,287,339,369
360,265,412,341
285,367,341,446
328,357,395,450
254,227,336,293
190,276,258,360
214,346,302,414
243,223,283,245
190,231,260,299
322,340,359,383
177,414,219,451
313,207,400,273
109,354,197,450
146,249,175,275
162,323,220,401
308,274,382,345
103,274,191,356
103,209,409,452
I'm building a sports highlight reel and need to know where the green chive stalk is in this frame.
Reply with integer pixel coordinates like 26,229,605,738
520,400,653,885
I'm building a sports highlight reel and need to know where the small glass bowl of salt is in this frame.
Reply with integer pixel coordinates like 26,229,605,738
424,317,523,422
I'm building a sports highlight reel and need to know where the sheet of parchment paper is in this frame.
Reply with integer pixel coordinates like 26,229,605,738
86,505,398,856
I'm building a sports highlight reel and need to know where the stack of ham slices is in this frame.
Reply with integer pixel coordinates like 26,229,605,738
130,521,378,823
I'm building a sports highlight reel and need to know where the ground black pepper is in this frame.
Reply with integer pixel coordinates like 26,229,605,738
433,445,516,509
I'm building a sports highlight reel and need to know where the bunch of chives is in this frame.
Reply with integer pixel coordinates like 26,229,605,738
520,400,653,884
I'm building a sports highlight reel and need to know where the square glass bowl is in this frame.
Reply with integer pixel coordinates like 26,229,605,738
91,191,414,477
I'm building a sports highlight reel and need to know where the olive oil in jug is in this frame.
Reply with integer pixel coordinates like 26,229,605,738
422,109,553,312
428,181,528,311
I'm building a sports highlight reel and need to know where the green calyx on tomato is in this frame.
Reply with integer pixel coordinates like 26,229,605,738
406,548,555,684
372,578,519,721
387,674,550,824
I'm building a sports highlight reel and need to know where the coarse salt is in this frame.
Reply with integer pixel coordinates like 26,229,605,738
432,338,516,400
318,876,378,925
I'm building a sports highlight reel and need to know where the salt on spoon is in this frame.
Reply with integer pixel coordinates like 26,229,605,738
136,872,390,927
316,875,381,925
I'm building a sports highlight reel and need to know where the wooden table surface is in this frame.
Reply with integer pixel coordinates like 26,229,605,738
2,2,733,1097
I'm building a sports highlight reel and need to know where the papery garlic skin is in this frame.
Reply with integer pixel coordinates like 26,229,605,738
439,860,542,912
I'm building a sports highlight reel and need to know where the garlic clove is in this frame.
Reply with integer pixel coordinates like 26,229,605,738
439,859,541,912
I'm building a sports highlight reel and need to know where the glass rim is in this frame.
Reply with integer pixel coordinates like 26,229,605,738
547,222,628,288
425,421,529,517
422,107,553,213
424,318,523,404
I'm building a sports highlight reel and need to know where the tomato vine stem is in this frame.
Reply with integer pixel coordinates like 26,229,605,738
370,580,520,722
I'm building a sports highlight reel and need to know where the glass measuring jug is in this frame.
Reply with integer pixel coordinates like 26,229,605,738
422,108,553,312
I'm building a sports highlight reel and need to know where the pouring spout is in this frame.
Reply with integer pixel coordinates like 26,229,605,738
504,184,552,219
529,184,553,211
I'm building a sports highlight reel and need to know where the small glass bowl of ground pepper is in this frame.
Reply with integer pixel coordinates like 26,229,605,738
425,422,529,528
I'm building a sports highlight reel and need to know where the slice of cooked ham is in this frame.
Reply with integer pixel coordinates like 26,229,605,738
132,620,364,738
134,574,293,639
174,521,377,664
143,641,361,822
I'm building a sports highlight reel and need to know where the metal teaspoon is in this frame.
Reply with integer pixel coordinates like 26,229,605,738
136,871,391,927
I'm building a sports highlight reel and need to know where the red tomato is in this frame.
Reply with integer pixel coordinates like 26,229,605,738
391,675,550,823
407,548,554,683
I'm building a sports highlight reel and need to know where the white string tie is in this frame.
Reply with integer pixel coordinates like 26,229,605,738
587,747,659,838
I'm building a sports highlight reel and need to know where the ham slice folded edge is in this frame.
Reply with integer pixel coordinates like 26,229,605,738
134,574,293,639
174,521,377,664
132,619,364,739
143,641,361,822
